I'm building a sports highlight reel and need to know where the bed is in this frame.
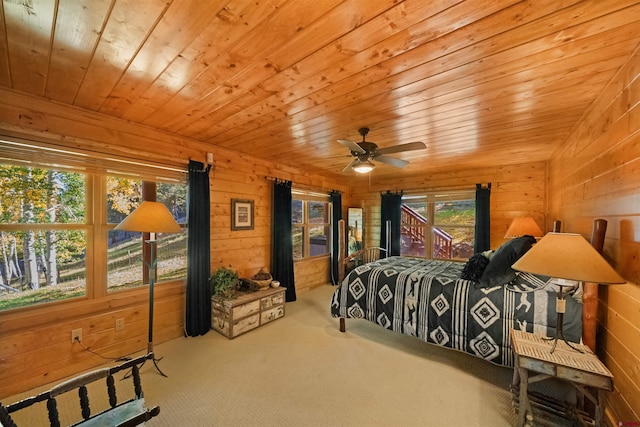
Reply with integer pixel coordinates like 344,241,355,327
331,219,606,367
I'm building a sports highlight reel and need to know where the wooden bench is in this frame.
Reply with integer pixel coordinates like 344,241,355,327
0,353,160,427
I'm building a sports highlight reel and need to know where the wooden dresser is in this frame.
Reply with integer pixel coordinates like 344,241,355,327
211,287,286,339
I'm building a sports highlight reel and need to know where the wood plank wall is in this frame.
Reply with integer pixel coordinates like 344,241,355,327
0,89,347,399
548,46,640,424
209,148,347,293
349,161,548,252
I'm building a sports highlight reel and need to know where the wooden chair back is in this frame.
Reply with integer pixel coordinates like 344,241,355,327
0,353,160,427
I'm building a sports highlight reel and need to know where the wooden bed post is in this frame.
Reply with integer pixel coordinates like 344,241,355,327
338,219,346,283
385,220,392,254
583,219,607,352
338,219,346,332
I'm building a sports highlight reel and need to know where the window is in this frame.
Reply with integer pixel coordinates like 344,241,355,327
0,138,187,311
0,166,88,310
291,194,331,260
107,179,187,292
401,191,475,260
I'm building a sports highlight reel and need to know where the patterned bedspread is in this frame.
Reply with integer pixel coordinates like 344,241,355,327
330,256,582,367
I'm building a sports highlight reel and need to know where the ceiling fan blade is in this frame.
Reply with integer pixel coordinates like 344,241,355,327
337,139,366,154
374,155,409,168
342,158,359,173
376,141,426,155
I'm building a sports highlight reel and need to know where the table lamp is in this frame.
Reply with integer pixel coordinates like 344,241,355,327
511,232,625,353
504,216,543,239
115,201,182,375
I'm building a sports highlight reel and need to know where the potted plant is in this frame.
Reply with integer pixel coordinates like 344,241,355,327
210,266,239,300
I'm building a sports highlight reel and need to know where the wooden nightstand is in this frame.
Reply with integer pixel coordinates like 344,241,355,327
510,329,613,427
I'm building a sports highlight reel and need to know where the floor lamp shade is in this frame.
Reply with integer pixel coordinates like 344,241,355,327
114,201,182,234
512,233,624,284
504,216,543,239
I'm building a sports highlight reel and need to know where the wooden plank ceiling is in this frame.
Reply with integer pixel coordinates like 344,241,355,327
1,0,639,181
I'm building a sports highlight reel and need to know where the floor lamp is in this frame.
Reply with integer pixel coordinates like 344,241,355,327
512,232,625,353
115,201,182,376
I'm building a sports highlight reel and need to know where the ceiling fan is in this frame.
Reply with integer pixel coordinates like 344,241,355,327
338,127,426,173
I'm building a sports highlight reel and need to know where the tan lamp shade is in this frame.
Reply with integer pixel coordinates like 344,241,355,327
114,201,182,233
504,216,543,238
512,232,625,284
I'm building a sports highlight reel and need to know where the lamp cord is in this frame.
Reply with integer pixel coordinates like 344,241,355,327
74,337,131,362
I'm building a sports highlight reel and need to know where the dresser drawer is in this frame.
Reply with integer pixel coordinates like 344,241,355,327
232,299,260,318
261,305,284,324
261,292,284,310
232,313,260,336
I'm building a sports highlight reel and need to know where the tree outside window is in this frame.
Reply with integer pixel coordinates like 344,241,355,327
0,165,87,310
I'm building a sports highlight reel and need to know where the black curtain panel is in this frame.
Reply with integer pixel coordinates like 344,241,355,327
330,190,342,285
474,183,491,254
271,180,296,302
185,160,212,337
380,191,403,256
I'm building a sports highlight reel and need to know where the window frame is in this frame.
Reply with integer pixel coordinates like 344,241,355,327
401,190,475,260
291,192,331,261
0,137,187,312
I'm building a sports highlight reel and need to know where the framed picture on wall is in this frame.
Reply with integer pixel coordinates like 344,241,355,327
231,199,254,230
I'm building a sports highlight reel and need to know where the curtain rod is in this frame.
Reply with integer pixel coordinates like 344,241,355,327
380,189,403,196
265,175,337,195
399,185,477,195
264,175,291,185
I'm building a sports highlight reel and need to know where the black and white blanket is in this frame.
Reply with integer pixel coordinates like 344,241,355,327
330,256,582,367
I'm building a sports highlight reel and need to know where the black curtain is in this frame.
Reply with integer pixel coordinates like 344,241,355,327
330,190,342,285
380,191,403,256
271,180,296,302
185,160,211,336
474,183,491,253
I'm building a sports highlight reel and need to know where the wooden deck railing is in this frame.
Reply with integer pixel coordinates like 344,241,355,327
432,227,453,259
401,204,426,245
401,204,453,259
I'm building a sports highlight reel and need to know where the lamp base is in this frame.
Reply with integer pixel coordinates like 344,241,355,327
144,343,168,377
543,325,584,354
546,293,584,354
124,345,167,378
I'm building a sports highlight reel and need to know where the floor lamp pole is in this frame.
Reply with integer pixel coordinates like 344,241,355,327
144,236,167,377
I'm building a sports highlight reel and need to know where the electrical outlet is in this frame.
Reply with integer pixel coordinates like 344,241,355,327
115,318,125,331
71,328,82,343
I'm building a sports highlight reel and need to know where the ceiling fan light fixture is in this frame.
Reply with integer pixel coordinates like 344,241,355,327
352,160,375,174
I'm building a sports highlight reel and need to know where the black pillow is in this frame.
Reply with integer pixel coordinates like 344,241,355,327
478,236,536,287
460,253,490,282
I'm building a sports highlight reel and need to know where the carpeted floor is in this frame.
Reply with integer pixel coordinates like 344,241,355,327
6,284,521,426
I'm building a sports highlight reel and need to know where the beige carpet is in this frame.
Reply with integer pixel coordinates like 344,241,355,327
6,284,520,426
